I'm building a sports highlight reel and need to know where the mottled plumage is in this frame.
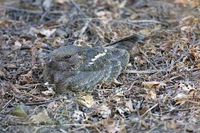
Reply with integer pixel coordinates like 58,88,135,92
43,35,143,92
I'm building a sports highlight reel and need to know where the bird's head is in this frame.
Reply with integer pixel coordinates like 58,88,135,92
46,45,82,70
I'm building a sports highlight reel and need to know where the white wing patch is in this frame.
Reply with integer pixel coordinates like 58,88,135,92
88,49,107,65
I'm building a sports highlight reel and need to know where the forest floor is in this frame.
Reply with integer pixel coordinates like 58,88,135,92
0,0,200,132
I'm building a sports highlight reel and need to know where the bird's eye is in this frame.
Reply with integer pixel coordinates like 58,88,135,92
64,55,72,59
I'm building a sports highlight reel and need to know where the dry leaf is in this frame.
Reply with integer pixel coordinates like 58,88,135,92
125,99,134,112
55,0,68,4
77,93,95,108
174,0,200,7
41,89,55,96
139,106,149,116
30,109,53,124
39,28,56,38
19,70,33,84
29,27,56,38
102,118,127,133
42,0,52,11
174,0,189,5
13,41,22,50
0,70,5,77
11,105,28,118
119,119,127,133
42,87,55,96
5,64,17,69
117,107,130,117
95,10,113,23
179,83,194,92
160,41,173,51
173,93,188,105
97,104,111,118
180,15,199,26
139,29,152,36
190,46,200,62
72,110,85,122
189,0,200,7
166,120,179,129
0,19,13,28
148,90,157,100
141,120,150,129
142,81,166,89
102,119,122,133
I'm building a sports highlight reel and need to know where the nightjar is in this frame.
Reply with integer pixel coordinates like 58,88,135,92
43,35,143,92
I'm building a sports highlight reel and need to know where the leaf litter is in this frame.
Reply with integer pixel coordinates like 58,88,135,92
0,0,200,132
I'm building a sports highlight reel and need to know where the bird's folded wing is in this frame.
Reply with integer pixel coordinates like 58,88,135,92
78,47,110,71
62,64,111,90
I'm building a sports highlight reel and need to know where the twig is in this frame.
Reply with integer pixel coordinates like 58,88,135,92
79,19,91,37
139,48,157,70
0,97,15,113
146,123,163,133
71,124,101,133
77,18,161,26
1,4,162,24
185,100,200,105
162,107,198,114
24,98,60,106
70,0,86,16
15,83,42,89
0,5,66,14
70,0,94,45
72,19,91,46
110,19,162,24
0,5,42,14
141,103,158,118
125,68,171,74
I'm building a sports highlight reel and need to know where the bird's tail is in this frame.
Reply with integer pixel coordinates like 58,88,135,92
105,34,145,55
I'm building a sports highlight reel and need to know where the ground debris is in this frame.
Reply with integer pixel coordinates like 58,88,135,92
0,0,200,132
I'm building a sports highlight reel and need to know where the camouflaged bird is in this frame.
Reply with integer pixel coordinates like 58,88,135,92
43,34,144,92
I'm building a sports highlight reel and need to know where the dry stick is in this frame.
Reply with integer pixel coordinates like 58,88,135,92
82,18,161,24
2,122,92,127
0,5,162,24
15,83,42,89
141,103,159,118
72,19,91,45
71,125,101,133
0,5,42,14
1,5,162,25
25,98,60,106
125,68,171,74
0,5,66,14
162,107,199,114
64,121,102,133
126,49,176,74
17,91,51,103
146,123,163,133
0,97,15,113
110,19,162,24
70,0,94,45
185,100,200,105
69,0,160,46
139,48,157,70
79,19,91,38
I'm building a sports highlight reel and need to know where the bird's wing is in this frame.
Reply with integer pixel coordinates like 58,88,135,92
78,47,111,71
67,47,128,90
63,66,110,90
107,48,130,70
